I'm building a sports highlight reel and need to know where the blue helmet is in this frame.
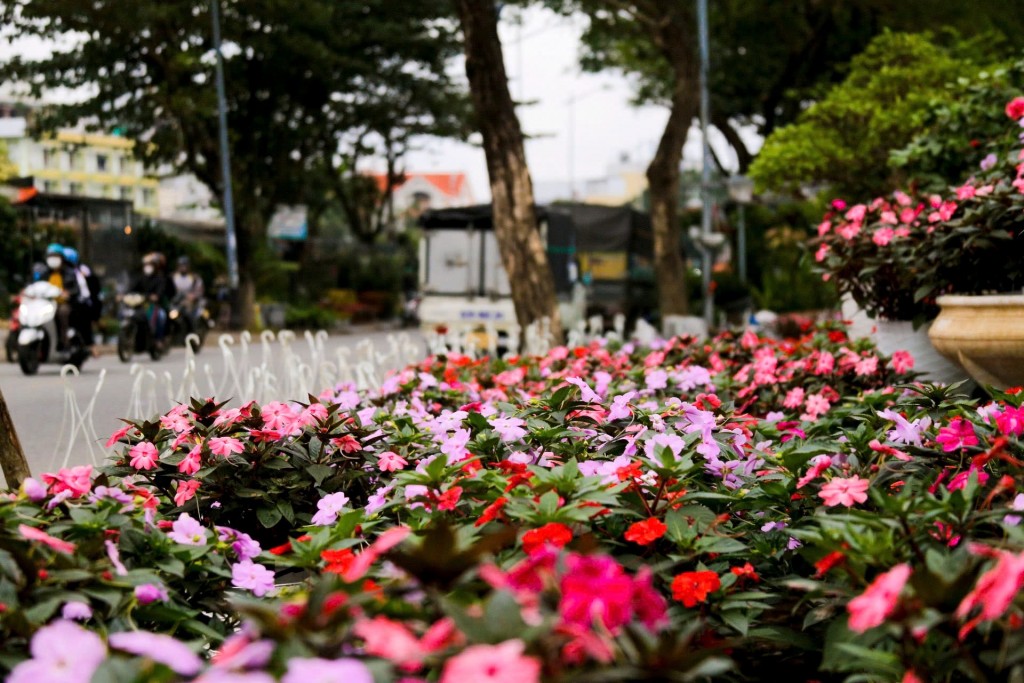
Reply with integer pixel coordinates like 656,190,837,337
63,247,79,265
46,242,64,256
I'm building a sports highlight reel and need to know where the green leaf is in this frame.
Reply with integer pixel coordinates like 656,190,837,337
305,464,334,485
257,506,283,528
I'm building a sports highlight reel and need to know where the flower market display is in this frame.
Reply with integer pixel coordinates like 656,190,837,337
813,98,1024,325
4,322,1024,682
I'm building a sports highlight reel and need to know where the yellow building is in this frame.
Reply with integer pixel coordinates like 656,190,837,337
0,114,159,215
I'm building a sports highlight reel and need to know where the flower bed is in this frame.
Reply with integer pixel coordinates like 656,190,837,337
3,325,1024,682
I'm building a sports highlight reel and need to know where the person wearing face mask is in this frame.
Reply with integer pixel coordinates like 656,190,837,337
130,252,173,349
63,247,100,351
41,243,80,350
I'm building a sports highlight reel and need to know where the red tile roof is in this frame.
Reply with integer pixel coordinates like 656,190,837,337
369,172,467,198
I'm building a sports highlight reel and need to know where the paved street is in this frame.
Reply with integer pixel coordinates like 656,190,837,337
0,326,425,486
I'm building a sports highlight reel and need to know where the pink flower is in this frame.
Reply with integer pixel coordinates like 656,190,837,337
311,491,350,526
847,563,911,633
783,387,805,409
167,513,208,545
956,184,976,200
947,467,989,492
936,417,978,452
174,480,201,507
339,526,412,583
854,355,879,376
871,227,894,246
631,566,668,631
814,243,829,262
109,631,203,676
41,465,92,497
891,351,914,374
957,548,1024,638
1006,96,1024,121
21,477,47,501
819,475,870,507
837,222,861,240
832,198,847,210
129,442,159,470
797,455,833,488
440,640,541,683
844,204,867,222
559,554,635,633
7,620,106,683
231,559,275,597
105,423,133,448
18,524,76,554
803,392,830,417
817,220,831,236
179,445,202,475
489,416,527,442
208,437,244,457
135,583,169,605
378,451,408,472
353,616,424,666
261,401,296,430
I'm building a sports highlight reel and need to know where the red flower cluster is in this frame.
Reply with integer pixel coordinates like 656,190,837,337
624,518,667,546
522,523,573,555
671,571,721,608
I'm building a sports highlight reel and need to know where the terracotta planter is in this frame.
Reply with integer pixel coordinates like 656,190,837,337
873,319,971,387
928,294,1024,390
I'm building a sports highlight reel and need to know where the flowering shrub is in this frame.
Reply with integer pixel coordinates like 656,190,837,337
814,98,1024,323
5,326,1024,681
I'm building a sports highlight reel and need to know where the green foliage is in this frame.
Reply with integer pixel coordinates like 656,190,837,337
891,58,1024,193
749,32,970,199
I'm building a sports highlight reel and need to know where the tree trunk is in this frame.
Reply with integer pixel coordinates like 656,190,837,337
233,207,267,330
454,0,562,343
0,385,30,488
647,16,699,320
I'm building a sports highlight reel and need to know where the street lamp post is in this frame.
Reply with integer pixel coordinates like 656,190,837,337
696,0,714,331
727,175,754,283
211,0,239,294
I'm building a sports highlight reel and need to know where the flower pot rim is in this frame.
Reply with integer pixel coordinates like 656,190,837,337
937,293,1024,306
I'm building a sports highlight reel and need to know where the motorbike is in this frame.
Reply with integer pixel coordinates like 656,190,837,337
168,295,214,352
5,294,20,362
117,293,166,362
15,281,89,375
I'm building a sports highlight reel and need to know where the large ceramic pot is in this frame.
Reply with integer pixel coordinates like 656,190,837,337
928,294,1024,390
873,319,972,387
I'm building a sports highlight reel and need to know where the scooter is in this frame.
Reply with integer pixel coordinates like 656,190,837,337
117,293,166,362
15,281,89,375
168,295,214,352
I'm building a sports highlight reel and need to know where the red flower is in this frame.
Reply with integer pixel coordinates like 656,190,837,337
730,562,760,583
475,497,508,527
1006,97,1024,121
671,571,721,607
436,486,463,512
815,550,846,576
321,548,356,575
624,518,667,546
268,541,293,556
522,522,573,555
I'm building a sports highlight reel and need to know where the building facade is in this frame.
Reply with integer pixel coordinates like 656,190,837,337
0,114,160,215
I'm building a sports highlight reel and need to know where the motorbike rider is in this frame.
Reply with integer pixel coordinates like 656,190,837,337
41,243,80,350
62,247,99,350
130,252,174,350
172,256,205,310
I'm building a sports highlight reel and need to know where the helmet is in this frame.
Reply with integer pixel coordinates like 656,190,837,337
143,252,159,265
177,255,191,268
46,242,64,256
63,247,79,265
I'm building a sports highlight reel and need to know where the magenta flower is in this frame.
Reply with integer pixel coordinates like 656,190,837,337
819,475,870,507
42,465,92,497
8,620,106,683
282,657,374,683
167,512,208,545
129,441,159,470
109,631,203,676
440,640,541,683
231,559,275,596
936,417,978,452
847,563,911,632
996,406,1024,437
559,554,635,632
135,582,169,604
178,445,202,475
208,436,245,457
311,491,350,526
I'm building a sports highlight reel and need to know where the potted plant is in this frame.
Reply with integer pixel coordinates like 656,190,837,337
813,96,1024,388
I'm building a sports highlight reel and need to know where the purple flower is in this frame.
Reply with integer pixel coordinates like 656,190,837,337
105,539,129,576
606,392,636,422
167,512,208,545
1005,493,1024,526
135,583,169,605
21,477,48,502
61,601,93,621
980,153,998,171
787,537,803,550
218,527,262,561
761,521,787,533
8,620,106,683
231,559,275,596
196,672,275,683
109,631,203,676
644,432,686,463
311,492,350,526
90,485,134,506
365,485,392,514
281,657,374,683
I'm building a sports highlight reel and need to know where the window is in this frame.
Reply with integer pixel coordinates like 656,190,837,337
142,188,155,206
69,150,84,171
119,186,132,201
69,182,82,195
43,180,56,193
42,148,57,169
96,153,108,172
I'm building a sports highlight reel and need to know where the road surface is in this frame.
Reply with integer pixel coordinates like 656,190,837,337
0,326,424,485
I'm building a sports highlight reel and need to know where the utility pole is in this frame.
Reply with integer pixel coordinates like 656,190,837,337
697,0,714,332
211,0,239,296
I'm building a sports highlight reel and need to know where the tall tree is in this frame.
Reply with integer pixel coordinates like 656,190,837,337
455,0,563,340
0,0,464,328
